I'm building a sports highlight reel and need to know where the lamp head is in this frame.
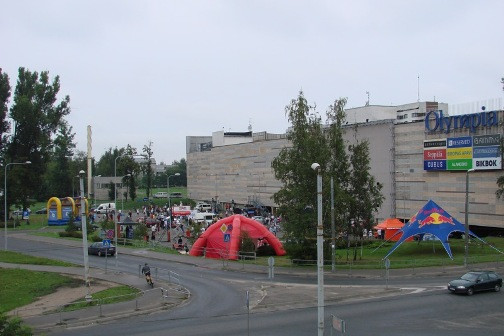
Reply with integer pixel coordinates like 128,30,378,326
311,163,320,171
175,173,181,176
79,170,85,177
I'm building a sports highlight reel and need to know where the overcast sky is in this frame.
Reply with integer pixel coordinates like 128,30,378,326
1,1,503,164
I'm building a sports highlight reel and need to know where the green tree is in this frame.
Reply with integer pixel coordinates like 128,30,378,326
272,91,330,259
347,137,384,260
6,67,71,209
44,122,76,198
272,92,383,260
95,147,123,177
325,98,352,238
142,140,154,198
121,144,141,201
0,69,11,160
162,158,187,187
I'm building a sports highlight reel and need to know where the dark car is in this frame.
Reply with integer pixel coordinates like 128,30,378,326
447,271,502,295
35,208,47,214
88,242,116,257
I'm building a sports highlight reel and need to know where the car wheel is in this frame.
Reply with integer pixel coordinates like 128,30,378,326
98,251,102,257
494,284,501,292
466,288,474,296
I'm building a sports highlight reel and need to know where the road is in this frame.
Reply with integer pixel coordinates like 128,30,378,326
5,234,504,335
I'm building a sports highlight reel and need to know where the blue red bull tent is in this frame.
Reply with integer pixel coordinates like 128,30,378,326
383,199,501,259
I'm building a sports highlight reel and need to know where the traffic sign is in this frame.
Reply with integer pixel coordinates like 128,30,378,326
102,239,111,247
106,230,114,239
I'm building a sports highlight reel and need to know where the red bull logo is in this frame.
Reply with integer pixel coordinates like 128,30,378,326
418,212,455,228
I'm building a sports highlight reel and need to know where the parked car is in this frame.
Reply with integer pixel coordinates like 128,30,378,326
153,192,168,199
252,216,265,224
170,192,183,198
447,271,502,295
35,208,47,214
88,242,116,257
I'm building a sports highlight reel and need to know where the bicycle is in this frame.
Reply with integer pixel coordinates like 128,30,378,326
145,273,154,288
142,263,154,288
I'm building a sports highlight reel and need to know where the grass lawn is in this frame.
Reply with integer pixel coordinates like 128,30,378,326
0,269,81,313
238,237,504,269
0,250,75,266
60,286,140,312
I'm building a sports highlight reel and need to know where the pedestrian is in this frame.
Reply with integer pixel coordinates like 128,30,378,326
151,224,156,241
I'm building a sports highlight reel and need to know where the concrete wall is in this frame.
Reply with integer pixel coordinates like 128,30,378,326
187,120,396,221
187,110,504,230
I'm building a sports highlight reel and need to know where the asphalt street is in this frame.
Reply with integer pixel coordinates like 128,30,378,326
3,232,504,336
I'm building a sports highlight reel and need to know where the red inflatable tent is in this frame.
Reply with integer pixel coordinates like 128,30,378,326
189,214,286,259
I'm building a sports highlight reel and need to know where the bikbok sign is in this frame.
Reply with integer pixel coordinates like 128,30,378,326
425,110,499,134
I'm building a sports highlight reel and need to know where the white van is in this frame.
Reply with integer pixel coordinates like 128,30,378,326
194,212,216,226
197,203,212,212
95,203,116,214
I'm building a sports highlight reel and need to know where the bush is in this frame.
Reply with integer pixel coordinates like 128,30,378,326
133,224,148,240
256,244,276,256
58,231,82,238
0,312,32,335
91,235,102,242
240,232,256,253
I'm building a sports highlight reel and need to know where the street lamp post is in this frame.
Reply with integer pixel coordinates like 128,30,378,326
330,177,335,273
4,161,31,251
464,168,475,268
167,173,180,242
311,163,324,336
78,170,92,301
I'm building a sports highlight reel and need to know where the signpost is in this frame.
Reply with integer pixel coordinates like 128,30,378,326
384,258,390,289
103,239,111,272
331,315,346,335
268,256,275,279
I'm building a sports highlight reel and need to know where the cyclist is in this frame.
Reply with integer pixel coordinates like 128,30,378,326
141,263,153,286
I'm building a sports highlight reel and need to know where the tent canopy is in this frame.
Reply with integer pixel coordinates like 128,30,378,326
189,214,286,260
383,200,488,259
374,218,408,241
375,218,404,230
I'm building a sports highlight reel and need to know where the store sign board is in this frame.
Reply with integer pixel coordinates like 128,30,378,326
424,134,502,171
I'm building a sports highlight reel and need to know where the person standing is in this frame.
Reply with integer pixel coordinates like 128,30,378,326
151,224,156,241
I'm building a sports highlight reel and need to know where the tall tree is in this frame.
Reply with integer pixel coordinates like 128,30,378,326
120,144,141,201
7,67,70,209
347,137,384,233
325,98,352,236
95,147,123,177
0,68,11,161
142,140,154,198
272,91,330,259
272,92,384,259
44,122,76,198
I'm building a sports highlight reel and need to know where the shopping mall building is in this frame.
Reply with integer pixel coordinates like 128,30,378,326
186,101,504,235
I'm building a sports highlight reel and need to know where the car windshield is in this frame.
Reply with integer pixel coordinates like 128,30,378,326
461,273,479,281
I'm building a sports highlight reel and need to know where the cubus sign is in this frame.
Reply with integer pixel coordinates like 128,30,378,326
424,134,502,171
